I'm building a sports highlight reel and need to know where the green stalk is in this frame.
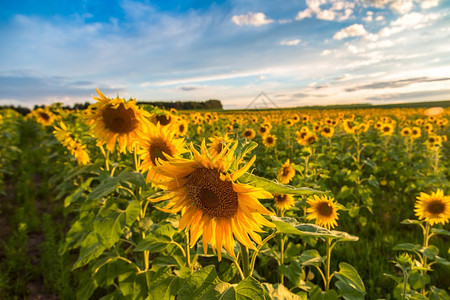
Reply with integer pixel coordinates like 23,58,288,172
280,233,285,285
239,242,250,278
325,238,332,291
185,231,191,269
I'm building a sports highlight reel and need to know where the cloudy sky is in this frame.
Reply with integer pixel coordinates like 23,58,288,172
1,0,449,109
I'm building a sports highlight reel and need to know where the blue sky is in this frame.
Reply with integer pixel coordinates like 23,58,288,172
1,0,449,109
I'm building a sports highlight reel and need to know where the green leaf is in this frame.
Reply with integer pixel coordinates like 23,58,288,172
233,141,258,170
89,171,146,200
409,270,430,290
299,249,325,266
271,216,358,241
428,286,450,300
178,265,224,300
334,262,366,299
134,225,176,252
308,284,338,300
72,232,106,269
125,200,141,226
93,204,126,248
239,173,326,196
262,283,304,300
383,273,403,284
147,267,177,299
421,245,439,260
401,219,423,225
219,277,270,300
393,243,421,252
279,260,304,286
434,256,450,266
431,228,450,236
76,276,97,300
64,177,94,207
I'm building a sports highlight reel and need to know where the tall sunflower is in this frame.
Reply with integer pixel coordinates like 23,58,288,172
306,195,340,229
208,135,234,157
415,189,450,226
277,159,295,184
85,89,151,153
138,123,186,185
320,126,334,138
151,140,274,261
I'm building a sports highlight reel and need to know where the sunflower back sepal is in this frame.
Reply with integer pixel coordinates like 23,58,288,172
401,219,424,225
238,173,327,196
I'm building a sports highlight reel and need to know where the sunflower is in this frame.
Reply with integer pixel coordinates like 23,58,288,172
262,134,277,148
273,194,295,211
67,140,91,166
426,135,442,150
320,126,334,138
401,127,412,137
414,189,450,226
258,125,270,136
277,159,295,184
85,89,151,153
138,123,186,184
151,140,274,260
32,107,56,126
175,119,189,137
306,195,340,229
208,135,234,157
298,132,318,146
380,123,394,135
242,128,256,140
151,112,174,127
342,119,356,134
355,122,369,134
411,127,421,139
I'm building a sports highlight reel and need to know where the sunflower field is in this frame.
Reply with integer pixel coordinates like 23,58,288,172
1,90,449,300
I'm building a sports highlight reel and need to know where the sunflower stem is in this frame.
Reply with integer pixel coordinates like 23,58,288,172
421,222,431,295
185,231,191,269
105,150,110,171
324,237,332,291
280,233,285,285
239,242,250,278
249,231,279,276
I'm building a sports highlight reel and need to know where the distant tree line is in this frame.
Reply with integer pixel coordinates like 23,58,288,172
137,99,223,110
0,99,223,115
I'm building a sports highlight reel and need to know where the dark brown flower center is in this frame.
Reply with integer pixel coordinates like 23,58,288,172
244,130,252,137
282,166,291,177
149,141,172,165
412,130,418,135
266,137,274,144
179,124,185,133
274,194,288,204
186,168,238,218
317,201,333,217
39,112,50,121
102,103,138,134
427,200,445,214
155,114,171,125
259,127,267,134
306,136,316,144
383,126,390,132
323,127,331,133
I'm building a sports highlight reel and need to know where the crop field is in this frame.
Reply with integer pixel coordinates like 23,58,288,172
0,90,449,300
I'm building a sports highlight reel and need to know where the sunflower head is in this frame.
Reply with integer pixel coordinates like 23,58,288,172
242,128,256,140
277,159,295,184
320,126,334,138
414,189,450,226
263,134,277,148
86,89,151,153
380,123,395,135
151,140,274,261
273,194,295,211
306,195,340,229
208,135,234,157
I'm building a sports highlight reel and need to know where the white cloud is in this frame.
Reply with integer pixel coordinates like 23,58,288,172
321,49,332,56
333,24,368,40
375,15,385,21
231,12,273,26
363,11,373,22
296,0,354,22
280,39,301,46
421,0,439,9
389,0,414,14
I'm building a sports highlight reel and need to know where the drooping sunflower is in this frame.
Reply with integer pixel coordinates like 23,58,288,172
242,128,256,140
138,123,187,184
306,195,340,229
273,194,295,211
151,140,274,260
151,112,175,127
208,135,234,157
67,140,91,166
85,89,151,153
262,134,277,148
342,119,356,134
277,159,295,184
414,189,450,226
